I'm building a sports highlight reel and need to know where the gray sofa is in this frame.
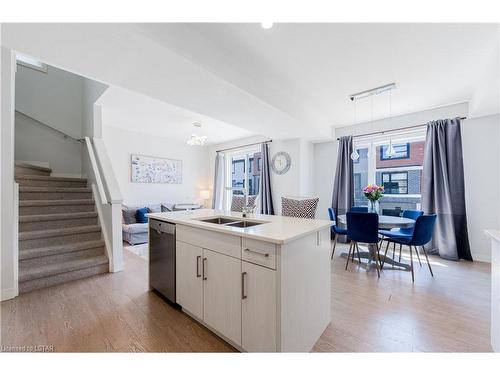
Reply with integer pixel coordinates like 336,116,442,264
122,203,202,245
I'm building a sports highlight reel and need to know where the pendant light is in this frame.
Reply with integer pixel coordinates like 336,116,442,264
366,95,374,158
350,100,360,160
385,89,396,157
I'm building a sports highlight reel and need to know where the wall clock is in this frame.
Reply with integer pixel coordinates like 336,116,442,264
271,151,291,175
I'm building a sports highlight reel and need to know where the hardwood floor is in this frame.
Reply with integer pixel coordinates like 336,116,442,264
1,242,491,352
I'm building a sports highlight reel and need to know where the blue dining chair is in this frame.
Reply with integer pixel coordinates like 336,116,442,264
379,210,423,263
346,212,381,277
381,214,437,282
328,208,348,259
350,206,368,212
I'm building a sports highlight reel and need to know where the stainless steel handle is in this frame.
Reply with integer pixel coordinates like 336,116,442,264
202,257,207,280
196,256,201,278
244,248,269,257
241,272,247,299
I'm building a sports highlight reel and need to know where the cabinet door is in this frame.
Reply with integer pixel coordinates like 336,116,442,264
202,248,242,346
176,241,203,320
242,261,277,352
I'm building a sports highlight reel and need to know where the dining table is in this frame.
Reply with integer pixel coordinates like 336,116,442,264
336,214,415,271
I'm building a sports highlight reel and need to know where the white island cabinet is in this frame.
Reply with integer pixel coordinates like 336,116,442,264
148,209,333,352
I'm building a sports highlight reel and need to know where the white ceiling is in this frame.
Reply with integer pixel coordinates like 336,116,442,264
98,86,253,144
138,23,499,133
4,23,498,142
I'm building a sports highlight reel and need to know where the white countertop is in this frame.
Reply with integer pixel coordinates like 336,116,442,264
485,230,500,243
147,209,333,244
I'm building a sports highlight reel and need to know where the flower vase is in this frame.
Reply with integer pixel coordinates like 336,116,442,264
368,200,380,214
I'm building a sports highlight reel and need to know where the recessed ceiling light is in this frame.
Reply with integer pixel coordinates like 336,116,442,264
261,22,274,30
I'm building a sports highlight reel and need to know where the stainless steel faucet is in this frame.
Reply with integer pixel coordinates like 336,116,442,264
225,186,255,217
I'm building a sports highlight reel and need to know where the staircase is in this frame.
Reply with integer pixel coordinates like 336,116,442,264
16,161,109,293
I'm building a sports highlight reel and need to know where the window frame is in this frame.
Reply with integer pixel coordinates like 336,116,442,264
380,142,410,161
381,171,409,195
352,129,426,208
224,145,261,211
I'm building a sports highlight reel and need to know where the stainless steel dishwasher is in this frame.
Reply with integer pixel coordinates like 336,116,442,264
149,219,176,304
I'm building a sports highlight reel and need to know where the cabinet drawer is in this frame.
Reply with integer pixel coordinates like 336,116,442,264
177,225,241,259
241,237,277,269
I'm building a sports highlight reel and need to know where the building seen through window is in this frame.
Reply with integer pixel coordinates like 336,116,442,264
353,136,425,216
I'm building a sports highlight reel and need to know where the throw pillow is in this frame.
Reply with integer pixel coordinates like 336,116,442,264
135,207,149,223
122,207,137,224
147,204,162,213
161,203,175,212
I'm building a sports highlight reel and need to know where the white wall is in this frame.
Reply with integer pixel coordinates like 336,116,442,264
16,64,84,138
82,79,108,138
15,111,83,175
312,102,500,262
462,114,500,262
1,43,17,300
14,62,108,176
102,125,209,206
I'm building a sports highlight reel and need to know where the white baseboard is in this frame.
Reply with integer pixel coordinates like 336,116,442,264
0,287,18,301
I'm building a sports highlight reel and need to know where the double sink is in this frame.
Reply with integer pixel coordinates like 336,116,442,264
195,216,266,228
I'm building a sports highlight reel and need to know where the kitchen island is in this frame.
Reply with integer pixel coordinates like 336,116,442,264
147,209,332,352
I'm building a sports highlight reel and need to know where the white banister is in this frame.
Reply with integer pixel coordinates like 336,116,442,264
84,137,108,205
93,138,122,204
82,136,124,273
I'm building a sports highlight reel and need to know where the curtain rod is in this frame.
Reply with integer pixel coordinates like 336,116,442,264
336,117,467,141
216,140,272,153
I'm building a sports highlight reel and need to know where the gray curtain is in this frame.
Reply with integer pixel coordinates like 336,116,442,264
331,136,354,240
260,143,274,215
212,152,225,210
422,118,472,261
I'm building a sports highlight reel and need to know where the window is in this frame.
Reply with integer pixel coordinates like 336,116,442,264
381,171,408,194
353,147,369,207
352,132,425,213
16,53,48,73
380,142,410,160
226,148,262,210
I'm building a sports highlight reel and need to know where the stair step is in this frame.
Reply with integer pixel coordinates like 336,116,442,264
19,255,109,293
19,225,102,250
19,212,98,231
15,162,52,177
19,199,96,215
20,239,106,260
20,245,105,268
19,186,93,200
16,175,88,188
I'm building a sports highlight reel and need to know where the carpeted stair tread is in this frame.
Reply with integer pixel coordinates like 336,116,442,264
19,199,95,207
15,175,87,182
19,239,105,260
19,254,108,283
19,186,92,193
19,225,101,241
19,211,98,224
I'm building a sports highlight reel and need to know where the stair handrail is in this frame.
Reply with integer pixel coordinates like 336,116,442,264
92,138,123,204
15,110,84,144
84,137,108,205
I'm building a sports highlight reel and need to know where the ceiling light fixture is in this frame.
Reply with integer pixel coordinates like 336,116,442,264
187,122,208,146
385,89,397,158
350,83,396,102
261,22,274,29
350,100,360,161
